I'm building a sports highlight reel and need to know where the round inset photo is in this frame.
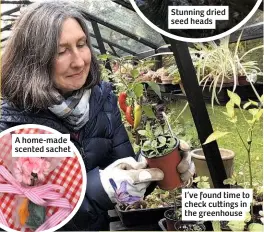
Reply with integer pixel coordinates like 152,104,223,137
131,0,262,42
0,125,86,232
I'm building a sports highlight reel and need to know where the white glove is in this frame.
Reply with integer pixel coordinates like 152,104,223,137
177,140,195,184
100,157,164,204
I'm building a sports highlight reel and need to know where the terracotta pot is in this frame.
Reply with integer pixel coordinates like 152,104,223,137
141,139,182,190
161,76,174,84
191,148,235,187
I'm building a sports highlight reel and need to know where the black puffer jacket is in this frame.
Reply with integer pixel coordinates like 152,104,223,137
0,81,135,230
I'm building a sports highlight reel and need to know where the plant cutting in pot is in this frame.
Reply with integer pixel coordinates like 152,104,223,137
163,188,182,231
138,112,182,190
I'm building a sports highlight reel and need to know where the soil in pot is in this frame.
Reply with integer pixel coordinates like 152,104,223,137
191,148,235,187
174,221,206,231
142,143,182,190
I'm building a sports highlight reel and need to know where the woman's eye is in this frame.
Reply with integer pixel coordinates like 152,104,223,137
58,49,66,55
77,44,85,48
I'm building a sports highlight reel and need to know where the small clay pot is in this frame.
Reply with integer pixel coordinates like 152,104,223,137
191,148,235,187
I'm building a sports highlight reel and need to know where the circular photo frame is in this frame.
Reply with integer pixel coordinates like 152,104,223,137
0,124,87,232
130,0,263,42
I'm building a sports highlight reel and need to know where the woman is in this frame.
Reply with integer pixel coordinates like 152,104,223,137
0,1,194,230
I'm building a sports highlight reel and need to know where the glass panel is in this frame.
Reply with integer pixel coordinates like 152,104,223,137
244,10,263,27
86,21,153,54
74,0,165,46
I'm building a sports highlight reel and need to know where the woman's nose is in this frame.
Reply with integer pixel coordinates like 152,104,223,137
71,50,85,68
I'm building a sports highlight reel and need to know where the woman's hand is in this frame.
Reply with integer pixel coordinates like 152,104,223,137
99,157,164,204
100,140,195,204
177,140,196,184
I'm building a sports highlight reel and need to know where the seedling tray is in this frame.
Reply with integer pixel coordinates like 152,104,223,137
115,204,173,227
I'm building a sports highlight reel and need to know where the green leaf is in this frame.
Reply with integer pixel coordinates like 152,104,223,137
168,138,176,148
203,131,230,145
244,212,251,223
131,69,139,79
193,176,201,183
248,108,259,116
151,140,158,148
226,100,235,118
249,99,259,106
138,130,146,136
243,102,252,110
248,223,264,231
146,121,151,133
212,221,221,232
143,141,151,147
227,116,237,123
227,90,241,106
223,178,237,185
133,143,140,153
97,54,110,61
158,136,166,145
142,141,151,151
254,109,263,121
154,126,163,137
201,176,209,182
197,182,210,189
133,83,144,98
227,221,246,231
145,81,161,99
142,105,156,119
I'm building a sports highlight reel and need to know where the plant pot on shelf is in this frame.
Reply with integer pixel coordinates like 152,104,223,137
174,221,206,231
190,148,235,187
161,76,174,84
200,84,233,104
164,208,178,231
141,140,182,190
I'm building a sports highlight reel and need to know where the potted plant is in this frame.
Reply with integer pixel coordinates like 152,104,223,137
163,189,182,231
190,148,235,187
113,185,175,227
138,117,182,190
191,33,263,109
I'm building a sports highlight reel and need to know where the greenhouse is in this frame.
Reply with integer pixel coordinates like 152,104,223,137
0,0,263,231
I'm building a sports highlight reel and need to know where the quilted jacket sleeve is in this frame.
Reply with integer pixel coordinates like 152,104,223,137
107,92,136,165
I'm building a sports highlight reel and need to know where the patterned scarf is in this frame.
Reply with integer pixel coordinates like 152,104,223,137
48,88,91,131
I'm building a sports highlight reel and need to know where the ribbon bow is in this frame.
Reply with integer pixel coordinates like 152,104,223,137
0,165,72,232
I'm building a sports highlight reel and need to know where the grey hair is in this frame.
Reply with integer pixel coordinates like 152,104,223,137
1,1,100,110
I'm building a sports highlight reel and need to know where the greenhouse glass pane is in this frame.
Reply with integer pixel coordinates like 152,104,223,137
73,0,164,46
86,21,153,54
244,10,263,27
90,35,130,56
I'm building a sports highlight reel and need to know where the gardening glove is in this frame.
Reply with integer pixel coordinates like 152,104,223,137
177,140,195,185
99,157,164,204
137,139,195,186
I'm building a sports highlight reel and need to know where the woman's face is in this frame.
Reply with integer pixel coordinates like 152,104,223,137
53,18,91,95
